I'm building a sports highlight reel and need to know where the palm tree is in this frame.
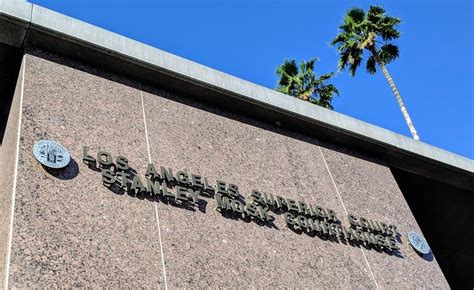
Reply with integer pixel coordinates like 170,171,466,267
331,5,420,140
276,58,339,110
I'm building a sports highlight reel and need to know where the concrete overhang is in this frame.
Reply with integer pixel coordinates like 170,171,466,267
1,0,473,190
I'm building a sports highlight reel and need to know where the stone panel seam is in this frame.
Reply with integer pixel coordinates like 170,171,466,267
140,85,169,290
3,54,26,289
317,145,380,290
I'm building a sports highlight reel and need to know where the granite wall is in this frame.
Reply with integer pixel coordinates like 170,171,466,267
0,53,23,288
1,50,449,288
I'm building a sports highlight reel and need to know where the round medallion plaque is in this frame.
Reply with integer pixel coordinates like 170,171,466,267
407,231,430,255
33,140,70,169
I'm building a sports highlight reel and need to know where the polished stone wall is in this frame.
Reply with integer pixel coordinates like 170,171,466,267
1,50,449,288
0,54,23,288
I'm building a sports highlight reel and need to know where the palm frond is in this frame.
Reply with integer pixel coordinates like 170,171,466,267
366,55,377,74
338,50,350,71
318,72,335,82
275,58,339,109
348,48,363,76
332,5,402,77
367,5,385,23
378,44,399,64
276,59,298,78
346,8,366,25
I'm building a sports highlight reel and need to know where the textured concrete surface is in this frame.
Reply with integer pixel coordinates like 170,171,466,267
6,51,165,287
0,0,472,192
2,50,449,287
0,55,24,289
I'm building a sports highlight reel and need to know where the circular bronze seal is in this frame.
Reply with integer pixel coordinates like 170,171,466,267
407,231,430,255
33,140,71,169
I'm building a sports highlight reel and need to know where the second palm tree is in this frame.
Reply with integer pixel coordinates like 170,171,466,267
331,5,420,140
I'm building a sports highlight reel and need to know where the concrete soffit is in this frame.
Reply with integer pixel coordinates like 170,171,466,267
0,0,473,190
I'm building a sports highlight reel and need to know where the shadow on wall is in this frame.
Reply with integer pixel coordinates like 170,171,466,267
42,157,80,180
391,167,474,289
0,43,23,145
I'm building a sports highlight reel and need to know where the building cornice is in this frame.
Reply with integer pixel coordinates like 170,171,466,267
1,0,472,190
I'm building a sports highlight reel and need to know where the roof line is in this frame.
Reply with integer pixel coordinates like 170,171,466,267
0,0,472,190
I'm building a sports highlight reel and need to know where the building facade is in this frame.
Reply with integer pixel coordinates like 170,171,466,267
0,1,473,288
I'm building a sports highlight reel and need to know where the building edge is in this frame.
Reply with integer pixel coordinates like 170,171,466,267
0,0,472,191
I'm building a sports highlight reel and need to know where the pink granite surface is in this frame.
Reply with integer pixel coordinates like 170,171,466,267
7,51,165,287
319,144,449,288
4,49,448,288
0,56,24,288
142,86,379,288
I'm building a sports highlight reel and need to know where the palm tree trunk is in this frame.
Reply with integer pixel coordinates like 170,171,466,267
369,47,420,141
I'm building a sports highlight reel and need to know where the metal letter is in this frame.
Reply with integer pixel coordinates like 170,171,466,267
215,193,232,211
82,146,96,165
250,190,264,204
162,183,175,199
262,192,276,207
97,150,113,168
257,206,271,222
145,163,159,179
245,203,259,218
388,236,399,250
333,224,344,238
370,219,382,232
176,171,191,186
191,174,204,189
380,222,389,235
276,195,287,210
360,217,371,230
176,186,189,203
216,180,227,196
348,214,359,227
326,208,338,222
376,235,389,248
101,169,115,186
130,175,146,194
187,189,200,204
297,201,309,215
284,212,295,226
308,218,322,232
115,155,130,171
230,200,244,213
342,226,357,241
160,166,175,184
286,198,299,212
296,215,308,229
227,184,240,198
204,177,215,193
388,225,398,237
315,206,328,219
115,171,130,188
146,178,161,197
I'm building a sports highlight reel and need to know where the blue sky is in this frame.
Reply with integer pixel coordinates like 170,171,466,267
29,0,474,158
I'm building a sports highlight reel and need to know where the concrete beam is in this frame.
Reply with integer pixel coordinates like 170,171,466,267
0,0,472,190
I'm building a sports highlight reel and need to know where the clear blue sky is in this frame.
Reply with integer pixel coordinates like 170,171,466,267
29,0,474,158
